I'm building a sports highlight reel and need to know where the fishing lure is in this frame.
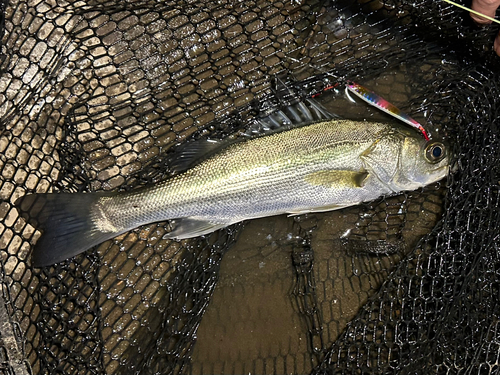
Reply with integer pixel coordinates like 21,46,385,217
287,56,432,140
345,81,431,141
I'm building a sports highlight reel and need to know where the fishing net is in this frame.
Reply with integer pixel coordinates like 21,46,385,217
1,0,500,374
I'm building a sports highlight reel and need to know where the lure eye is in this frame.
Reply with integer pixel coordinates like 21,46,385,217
424,142,446,163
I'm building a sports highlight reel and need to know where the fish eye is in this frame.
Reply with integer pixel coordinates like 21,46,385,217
424,142,446,163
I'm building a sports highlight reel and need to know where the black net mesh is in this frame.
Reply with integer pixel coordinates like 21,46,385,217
1,0,500,374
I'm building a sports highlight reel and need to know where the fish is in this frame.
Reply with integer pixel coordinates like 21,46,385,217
15,99,450,267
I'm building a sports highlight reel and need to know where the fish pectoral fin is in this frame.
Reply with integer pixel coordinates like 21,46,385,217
165,218,228,239
304,170,369,188
287,203,351,216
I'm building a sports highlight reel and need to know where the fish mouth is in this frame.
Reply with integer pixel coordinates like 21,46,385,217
436,164,452,179
424,163,451,185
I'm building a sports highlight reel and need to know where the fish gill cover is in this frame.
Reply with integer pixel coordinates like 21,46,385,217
0,0,499,374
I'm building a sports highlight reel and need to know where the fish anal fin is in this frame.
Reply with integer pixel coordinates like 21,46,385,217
165,218,228,239
287,203,351,216
304,170,369,188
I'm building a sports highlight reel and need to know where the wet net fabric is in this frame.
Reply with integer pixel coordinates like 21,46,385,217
1,0,500,374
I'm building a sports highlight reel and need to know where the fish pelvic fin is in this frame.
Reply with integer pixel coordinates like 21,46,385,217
164,218,228,239
15,192,118,267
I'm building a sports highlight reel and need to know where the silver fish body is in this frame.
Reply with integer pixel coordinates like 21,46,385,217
102,119,447,232
16,118,449,266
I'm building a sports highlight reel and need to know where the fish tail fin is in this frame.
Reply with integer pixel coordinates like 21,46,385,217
15,192,116,267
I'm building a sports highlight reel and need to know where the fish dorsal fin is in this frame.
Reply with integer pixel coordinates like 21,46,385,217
170,79,340,173
304,170,369,188
245,98,339,137
272,75,339,121
245,76,340,137
169,138,236,173
164,218,228,239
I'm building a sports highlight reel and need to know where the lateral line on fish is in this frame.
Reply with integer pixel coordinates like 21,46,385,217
442,0,500,25
285,56,431,141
